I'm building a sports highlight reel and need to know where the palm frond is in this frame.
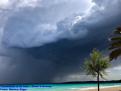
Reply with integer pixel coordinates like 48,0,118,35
110,48,121,60
110,36,121,41
83,49,110,79
109,26,121,60
109,41,121,50
114,27,121,34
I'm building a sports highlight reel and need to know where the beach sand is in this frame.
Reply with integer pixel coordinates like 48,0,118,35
74,86,121,91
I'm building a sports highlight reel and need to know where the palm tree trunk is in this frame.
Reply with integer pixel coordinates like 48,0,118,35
97,72,100,91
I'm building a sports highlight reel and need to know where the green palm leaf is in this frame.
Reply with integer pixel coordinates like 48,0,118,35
111,36,121,41
109,26,121,60
110,49,121,60
109,41,121,49
114,27,121,34
83,49,110,79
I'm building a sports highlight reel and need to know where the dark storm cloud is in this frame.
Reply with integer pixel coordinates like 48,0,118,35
0,0,121,83
0,0,93,83
2,0,91,48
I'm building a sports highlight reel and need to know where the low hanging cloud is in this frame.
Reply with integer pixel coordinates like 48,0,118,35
2,0,93,48
2,0,121,48
0,0,121,83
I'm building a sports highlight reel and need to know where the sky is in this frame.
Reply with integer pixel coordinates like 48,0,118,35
0,0,121,83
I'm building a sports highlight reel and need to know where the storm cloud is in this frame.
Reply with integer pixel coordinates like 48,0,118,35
0,0,121,83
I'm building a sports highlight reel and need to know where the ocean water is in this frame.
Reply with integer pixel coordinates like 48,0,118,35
0,83,121,91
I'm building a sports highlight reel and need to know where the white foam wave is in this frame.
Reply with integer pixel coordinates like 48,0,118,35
69,85,121,91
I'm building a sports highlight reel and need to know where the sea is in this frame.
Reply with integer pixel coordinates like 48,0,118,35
0,83,121,91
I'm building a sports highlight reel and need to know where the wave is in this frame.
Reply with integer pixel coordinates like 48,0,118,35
69,85,121,90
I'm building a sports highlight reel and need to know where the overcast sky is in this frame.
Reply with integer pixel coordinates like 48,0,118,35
0,0,121,84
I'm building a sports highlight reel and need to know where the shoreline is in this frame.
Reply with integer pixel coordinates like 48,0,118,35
71,85,121,91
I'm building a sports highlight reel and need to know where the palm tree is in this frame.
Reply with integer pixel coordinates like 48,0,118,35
84,49,110,91
109,26,121,60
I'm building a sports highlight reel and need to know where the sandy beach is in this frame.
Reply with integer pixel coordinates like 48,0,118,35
74,86,121,91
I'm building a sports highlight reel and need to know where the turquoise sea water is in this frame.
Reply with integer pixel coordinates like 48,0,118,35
0,83,121,91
